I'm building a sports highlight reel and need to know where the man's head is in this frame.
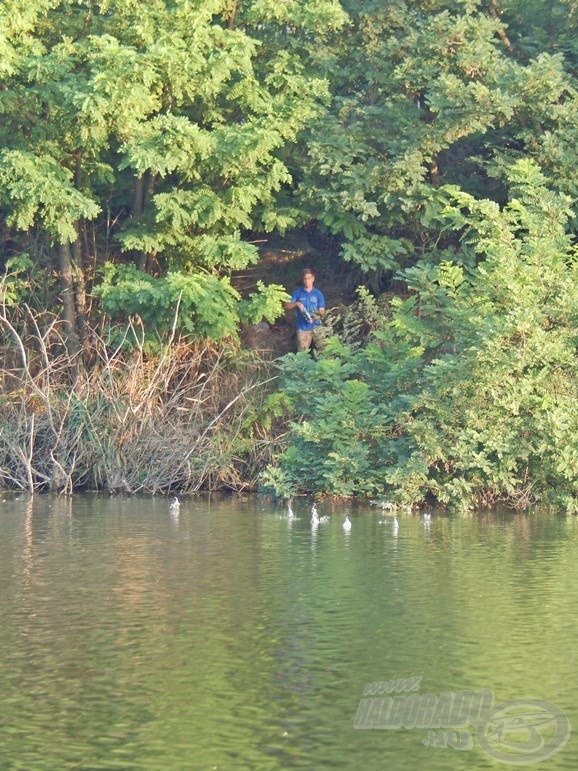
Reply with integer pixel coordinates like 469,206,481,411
302,268,315,288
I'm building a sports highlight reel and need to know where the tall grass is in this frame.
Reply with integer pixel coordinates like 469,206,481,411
0,304,283,494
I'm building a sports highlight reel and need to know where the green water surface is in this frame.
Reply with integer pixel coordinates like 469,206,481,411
0,494,576,770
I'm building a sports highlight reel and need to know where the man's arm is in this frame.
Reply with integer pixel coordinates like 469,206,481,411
284,299,304,311
315,290,326,318
285,293,305,312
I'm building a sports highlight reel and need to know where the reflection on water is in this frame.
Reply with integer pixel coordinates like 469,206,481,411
0,494,577,769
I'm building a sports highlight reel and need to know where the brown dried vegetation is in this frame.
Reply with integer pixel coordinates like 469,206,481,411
0,305,284,494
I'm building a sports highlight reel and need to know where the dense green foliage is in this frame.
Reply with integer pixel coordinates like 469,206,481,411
2,0,578,505
269,162,578,510
0,0,344,340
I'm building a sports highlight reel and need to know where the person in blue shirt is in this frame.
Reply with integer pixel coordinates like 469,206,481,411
285,268,326,353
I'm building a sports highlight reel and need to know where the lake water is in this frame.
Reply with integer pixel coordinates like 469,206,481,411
0,493,576,770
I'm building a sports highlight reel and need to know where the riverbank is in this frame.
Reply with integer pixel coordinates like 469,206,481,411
0,328,283,494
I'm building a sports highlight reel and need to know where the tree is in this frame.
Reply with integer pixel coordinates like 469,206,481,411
0,0,347,348
296,0,578,286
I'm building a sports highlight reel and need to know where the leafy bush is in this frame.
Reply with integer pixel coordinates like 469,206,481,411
95,263,288,344
268,161,578,511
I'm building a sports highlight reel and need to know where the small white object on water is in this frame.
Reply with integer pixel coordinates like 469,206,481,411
343,515,352,532
287,498,296,520
169,496,180,510
311,502,319,526
423,512,431,521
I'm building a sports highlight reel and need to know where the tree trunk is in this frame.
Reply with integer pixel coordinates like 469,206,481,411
71,224,90,358
429,158,440,188
58,240,81,381
145,171,156,207
488,0,512,50
133,174,145,218
228,0,238,29
134,171,157,273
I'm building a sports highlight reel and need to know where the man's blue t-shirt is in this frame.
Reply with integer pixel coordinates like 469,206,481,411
290,287,325,331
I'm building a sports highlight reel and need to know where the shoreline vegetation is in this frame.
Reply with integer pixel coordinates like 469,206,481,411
0,303,284,496
3,2,578,511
